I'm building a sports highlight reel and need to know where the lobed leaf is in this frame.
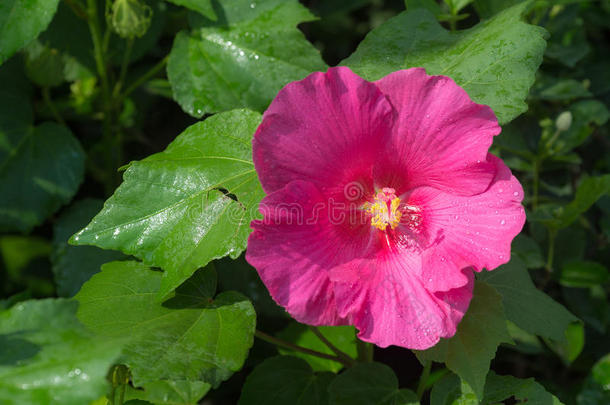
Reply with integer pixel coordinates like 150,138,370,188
71,109,264,299
75,261,255,388
416,282,512,399
238,356,334,405
342,1,546,124
0,299,122,405
0,0,60,65
328,362,418,405
167,0,327,117
478,257,578,341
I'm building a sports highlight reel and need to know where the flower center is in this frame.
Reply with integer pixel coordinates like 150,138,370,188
365,187,402,231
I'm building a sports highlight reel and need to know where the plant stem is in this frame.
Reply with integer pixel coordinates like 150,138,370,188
356,339,374,363
86,0,110,102
42,87,65,126
449,19,457,32
113,38,134,99
309,326,356,366
121,55,169,100
118,383,126,405
416,360,432,399
546,228,557,273
254,330,353,367
532,157,541,210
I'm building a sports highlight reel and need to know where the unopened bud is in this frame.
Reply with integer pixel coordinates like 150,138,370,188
110,0,152,39
555,111,572,132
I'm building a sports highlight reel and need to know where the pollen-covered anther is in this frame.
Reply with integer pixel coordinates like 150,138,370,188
365,187,403,231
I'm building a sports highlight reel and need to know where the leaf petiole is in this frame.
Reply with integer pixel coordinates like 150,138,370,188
254,330,356,368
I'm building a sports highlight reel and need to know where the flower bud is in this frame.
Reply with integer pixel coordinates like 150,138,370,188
555,111,573,132
110,0,152,39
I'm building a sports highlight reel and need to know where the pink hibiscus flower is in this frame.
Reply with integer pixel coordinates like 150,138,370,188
246,67,525,349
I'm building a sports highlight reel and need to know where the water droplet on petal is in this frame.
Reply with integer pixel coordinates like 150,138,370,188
500,219,506,225
513,191,519,196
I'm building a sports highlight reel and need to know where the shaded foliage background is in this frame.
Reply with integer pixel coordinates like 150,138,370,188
0,0,609,404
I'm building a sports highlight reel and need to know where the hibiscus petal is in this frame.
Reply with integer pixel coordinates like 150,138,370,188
331,256,474,350
253,67,394,196
374,68,501,196
246,180,377,325
409,154,526,292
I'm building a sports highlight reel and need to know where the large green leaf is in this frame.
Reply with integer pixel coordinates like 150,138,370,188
431,372,564,404
71,109,264,299
478,257,577,341
328,362,419,405
342,1,546,125
0,0,60,65
0,118,85,233
167,0,327,117
416,282,512,399
75,261,256,388
125,380,211,405
277,324,357,372
0,299,122,405
238,356,334,405
52,199,126,297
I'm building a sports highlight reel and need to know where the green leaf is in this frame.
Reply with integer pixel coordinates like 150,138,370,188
472,0,522,18
477,257,577,341
533,79,592,101
545,322,585,365
544,4,589,68
0,78,85,234
553,175,610,230
578,353,610,404
0,236,50,279
511,234,545,269
0,299,122,405
444,0,473,14
431,371,564,405
553,100,610,155
75,261,256,387
432,375,482,405
24,40,65,87
167,0,327,117
483,371,564,404
216,255,284,318
0,0,60,65
506,321,543,355
52,199,126,297
125,380,211,405
238,356,334,405
277,324,357,372
0,122,85,232
559,261,609,288
563,285,608,334
342,1,546,125
416,282,511,399
405,0,443,16
72,109,264,299
328,362,418,405
592,354,610,390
